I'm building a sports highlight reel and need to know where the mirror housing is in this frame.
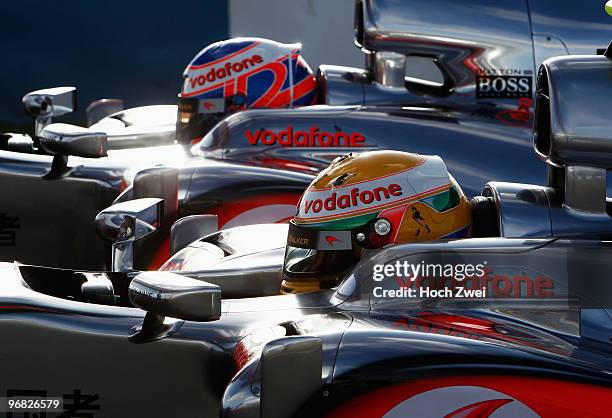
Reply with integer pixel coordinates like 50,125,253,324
534,54,612,213
170,215,218,255
40,123,108,158
86,98,124,126
129,271,221,322
22,86,76,136
95,198,163,272
133,166,179,226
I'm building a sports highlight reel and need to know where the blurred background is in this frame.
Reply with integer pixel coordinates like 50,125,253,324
0,0,359,133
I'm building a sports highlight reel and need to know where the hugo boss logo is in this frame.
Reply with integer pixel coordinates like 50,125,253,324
475,68,532,99
245,125,366,147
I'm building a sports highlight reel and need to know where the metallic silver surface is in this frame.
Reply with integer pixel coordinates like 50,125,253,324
4,0,612,273
565,165,606,213
129,271,221,321
317,65,366,106
483,182,552,238
532,34,569,70
163,224,288,298
534,54,612,214
548,203,612,239
356,0,535,107
535,55,612,168
39,123,108,158
111,241,135,273
95,198,163,242
170,215,218,255
21,86,76,136
86,98,124,127
374,218,391,235
528,0,612,55
77,272,115,304
374,51,406,87
133,166,179,225
95,198,163,272
2,234,612,417
90,105,177,149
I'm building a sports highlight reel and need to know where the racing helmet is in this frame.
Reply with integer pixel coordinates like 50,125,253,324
177,37,317,144
281,150,472,293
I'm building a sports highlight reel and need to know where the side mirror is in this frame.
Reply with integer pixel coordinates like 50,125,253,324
22,86,76,136
170,215,218,255
95,198,163,272
128,271,221,342
129,271,221,321
40,123,108,158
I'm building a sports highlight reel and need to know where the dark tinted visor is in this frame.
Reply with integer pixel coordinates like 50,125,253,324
176,96,224,145
283,221,362,282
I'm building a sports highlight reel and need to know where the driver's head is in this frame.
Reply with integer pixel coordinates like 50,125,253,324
176,37,317,144
281,150,472,294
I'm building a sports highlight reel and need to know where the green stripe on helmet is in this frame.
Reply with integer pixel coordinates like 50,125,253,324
420,186,460,212
300,211,379,231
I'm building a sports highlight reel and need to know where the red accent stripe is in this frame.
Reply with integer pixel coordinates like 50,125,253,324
224,78,236,97
147,235,171,271
250,61,288,108
445,399,513,418
265,75,316,108
325,376,612,417
379,204,408,243
207,194,300,229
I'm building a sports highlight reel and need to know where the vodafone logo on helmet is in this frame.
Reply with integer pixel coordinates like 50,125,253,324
304,183,403,214
186,54,264,92
296,156,452,222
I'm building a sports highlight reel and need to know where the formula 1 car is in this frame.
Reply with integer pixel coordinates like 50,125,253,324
1,0,611,273
1,48,612,417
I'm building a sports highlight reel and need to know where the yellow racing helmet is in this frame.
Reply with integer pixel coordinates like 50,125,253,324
281,150,472,293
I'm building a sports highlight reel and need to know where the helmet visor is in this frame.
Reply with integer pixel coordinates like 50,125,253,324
282,221,361,282
176,96,224,145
